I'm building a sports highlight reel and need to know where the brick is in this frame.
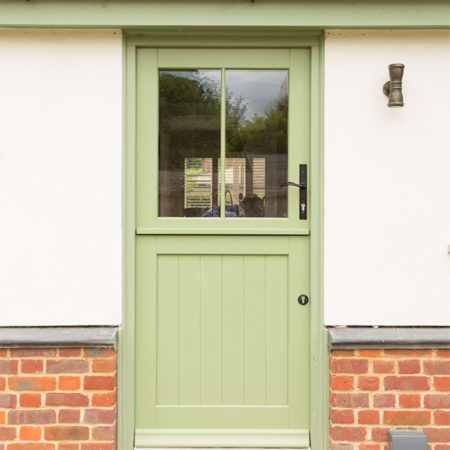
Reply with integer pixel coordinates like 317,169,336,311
46,360,89,374
371,427,389,442
398,359,420,374
0,377,5,390
424,360,450,375
20,425,41,440
0,411,5,424
331,359,368,374
0,393,17,408
437,349,450,358
330,393,369,408
0,426,16,440
81,445,115,450
358,409,379,424
92,425,115,440
84,408,115,424
92,392,116,407
58,445,79,450
434,410,450,425
360,445,381,450
331,375,354,391
59,376,81,391
10,348,56,357
423,427,450,443
92,359,116,373
8,409,56,424
20,393,41,407
358,349,381,357
383,410,430,426
0,349,7,356
46,393,89,407
385,349,432,357
329,445,354,450
84,376,115,391
424,394,450,409
384,375,430,391
330,408,354,424
373,393,395,408
357,376,379,391
59,409,81,423
59,348,82,357
434,376,450,391
9,376,56,391
398,393,421,408
8,445,56,450
0,360,18,374
44,426,89,440
373,360,395,374
21,359,44,373
330,426,366,441
435,445,450,450
83,348,115,358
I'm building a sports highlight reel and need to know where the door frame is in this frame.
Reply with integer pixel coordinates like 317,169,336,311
120,30,327,450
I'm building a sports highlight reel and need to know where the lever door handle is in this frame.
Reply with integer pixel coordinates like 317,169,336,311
280,164,307,220
281,181,306,189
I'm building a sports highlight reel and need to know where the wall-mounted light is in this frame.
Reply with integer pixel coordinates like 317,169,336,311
383,63,405,107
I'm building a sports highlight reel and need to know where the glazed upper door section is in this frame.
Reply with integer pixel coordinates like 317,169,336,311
136,49,310,234
159,69,288,219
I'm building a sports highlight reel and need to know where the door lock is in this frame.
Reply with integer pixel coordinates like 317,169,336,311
281,164,307,220
298,294,309,306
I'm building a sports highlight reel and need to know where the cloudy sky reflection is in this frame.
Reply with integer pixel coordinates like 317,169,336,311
163,69,288,121
226,70,288,120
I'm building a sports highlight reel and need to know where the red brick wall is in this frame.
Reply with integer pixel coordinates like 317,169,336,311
0,347,116,450
330,349,450,450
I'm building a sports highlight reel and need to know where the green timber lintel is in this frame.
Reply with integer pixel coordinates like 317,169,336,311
0,0,449,29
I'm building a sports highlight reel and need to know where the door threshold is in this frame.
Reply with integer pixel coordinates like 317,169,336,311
135,428,309,448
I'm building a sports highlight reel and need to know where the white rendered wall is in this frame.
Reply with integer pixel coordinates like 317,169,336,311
0,29,122,325
324,30,450,325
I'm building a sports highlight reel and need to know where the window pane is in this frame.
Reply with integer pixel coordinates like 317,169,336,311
225,70,288,218
159,70,221,217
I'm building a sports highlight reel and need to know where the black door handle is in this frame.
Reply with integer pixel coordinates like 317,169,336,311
281,181,306,189
281,164,307,220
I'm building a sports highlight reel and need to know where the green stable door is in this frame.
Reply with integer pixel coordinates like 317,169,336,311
135,48,311,448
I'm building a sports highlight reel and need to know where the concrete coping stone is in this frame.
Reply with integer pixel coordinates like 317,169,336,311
0,326,117,348
328,326,450,349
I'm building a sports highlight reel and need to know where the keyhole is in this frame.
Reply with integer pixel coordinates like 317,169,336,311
298,295,309,305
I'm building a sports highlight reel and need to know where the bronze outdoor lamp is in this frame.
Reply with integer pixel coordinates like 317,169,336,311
383,63,405,107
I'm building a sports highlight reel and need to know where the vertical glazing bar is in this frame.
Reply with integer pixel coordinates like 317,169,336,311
220,68,226,218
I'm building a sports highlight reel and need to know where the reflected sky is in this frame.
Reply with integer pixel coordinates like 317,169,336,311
227,70,288,120
162,70,288,121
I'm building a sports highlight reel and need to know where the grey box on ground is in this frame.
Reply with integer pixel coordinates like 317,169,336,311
388,430,427,450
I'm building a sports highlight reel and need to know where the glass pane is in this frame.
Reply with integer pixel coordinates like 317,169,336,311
225,70,288,217
159,70,221,217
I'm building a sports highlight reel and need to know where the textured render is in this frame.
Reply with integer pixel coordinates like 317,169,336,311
0,28,122,326
329,349,450,450
0,347,116,449
324,30,450,326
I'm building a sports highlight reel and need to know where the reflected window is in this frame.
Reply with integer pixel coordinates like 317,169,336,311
226,70,288,218
159,70,220,217
158,69,288,218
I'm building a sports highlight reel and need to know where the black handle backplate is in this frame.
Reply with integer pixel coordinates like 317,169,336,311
299,164,307,220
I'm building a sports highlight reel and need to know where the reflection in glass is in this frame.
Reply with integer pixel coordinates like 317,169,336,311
159,70,221,217
218,158,247,217
225,70,288,217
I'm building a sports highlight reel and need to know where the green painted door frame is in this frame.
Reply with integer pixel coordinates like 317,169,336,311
120,30,327,450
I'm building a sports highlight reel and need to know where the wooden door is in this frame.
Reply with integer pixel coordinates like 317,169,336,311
135,48,311,448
